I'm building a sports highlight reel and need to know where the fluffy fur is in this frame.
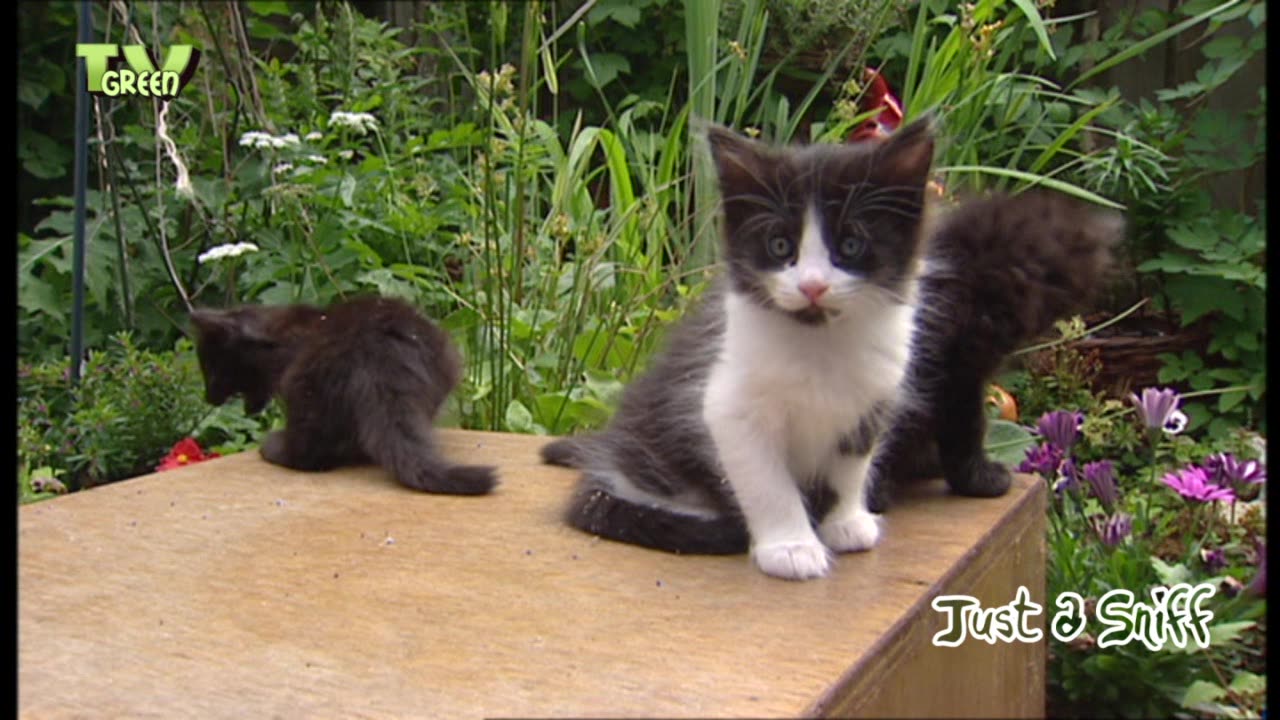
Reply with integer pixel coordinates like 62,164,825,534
868,190,1122,511
190,295,497,495
542,119,937,580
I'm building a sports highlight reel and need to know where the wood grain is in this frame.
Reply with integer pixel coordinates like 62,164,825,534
19,429,1045,719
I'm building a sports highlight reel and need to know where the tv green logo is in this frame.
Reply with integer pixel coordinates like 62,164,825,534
75,44,201,99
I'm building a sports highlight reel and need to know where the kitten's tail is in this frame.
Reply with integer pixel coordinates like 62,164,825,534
541,438,748,555
924,189,1123,351
565,473,750,555
360,416,498,495
539,437,586,467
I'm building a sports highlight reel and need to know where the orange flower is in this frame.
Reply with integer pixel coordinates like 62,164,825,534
987,384,1019,422
157,437,220,471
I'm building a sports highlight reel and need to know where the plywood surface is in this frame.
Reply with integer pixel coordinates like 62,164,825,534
19,429,1044,719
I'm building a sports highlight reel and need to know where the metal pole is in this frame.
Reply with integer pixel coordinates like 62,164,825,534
70,0,91,384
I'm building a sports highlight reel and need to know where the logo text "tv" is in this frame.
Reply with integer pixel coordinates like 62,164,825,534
76,44,201,99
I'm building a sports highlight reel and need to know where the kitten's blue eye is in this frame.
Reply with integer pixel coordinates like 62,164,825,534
767,236,794,260
839,235,863,261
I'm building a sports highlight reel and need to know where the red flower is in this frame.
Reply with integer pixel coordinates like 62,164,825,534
157,437,220,472
848,68,904,142
846,68,947,200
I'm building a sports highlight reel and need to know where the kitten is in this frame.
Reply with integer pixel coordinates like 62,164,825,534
867,190,1122,512
190,295,497,495
541,118,936,580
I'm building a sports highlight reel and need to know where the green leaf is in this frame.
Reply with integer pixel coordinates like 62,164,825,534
1150,557,1192,585
19,129,72,180
1167,223,1220,252
581,52,631,89
1137,253,1194,274
1165,275,1244,323
18,274,67,323
1217,390,1246,413
1010,0,1056,60
589,0,643,27
1228,671,1265,695
984,419,1036,467
1202,34,1244,59
1207,620,1255,645
339,173,357,208
504,399,543,435
1180,680,1226,709
245,1,291,15
583,369,624,408
355,269,417,302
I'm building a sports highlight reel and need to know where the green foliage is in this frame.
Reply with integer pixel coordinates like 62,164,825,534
17,334,275,493
1071,1,1268,439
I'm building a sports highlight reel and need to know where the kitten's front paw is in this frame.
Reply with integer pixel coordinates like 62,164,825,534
259,431,289,466
819,510,881,553
752,540,832,581
948,459,1012,498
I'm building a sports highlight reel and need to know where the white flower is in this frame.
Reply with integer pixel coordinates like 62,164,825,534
305,131,324,141
272,163,294,175
240,130,303,150
328,110,379,135
198,242,260,264
1162,409,1189,435
238,131,275,148
304,154,328,165
338,149,355,161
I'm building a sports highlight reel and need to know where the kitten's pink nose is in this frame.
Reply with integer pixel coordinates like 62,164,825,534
799,280,829,304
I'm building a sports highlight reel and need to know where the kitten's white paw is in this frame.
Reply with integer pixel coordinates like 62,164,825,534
819,510,882,553
752,540,832,580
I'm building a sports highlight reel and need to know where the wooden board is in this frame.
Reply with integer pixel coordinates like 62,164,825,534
19,429,1046,718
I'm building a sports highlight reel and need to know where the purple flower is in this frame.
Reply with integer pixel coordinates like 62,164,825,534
1161,466,1236,503
1037,410,1084,451
1083,460,1118,509
1019,442,1063,480
1130,387,1182,432
1092,512,1133,547
1055,457,1081,494
1200,547,1228,572
1204,453,1266,488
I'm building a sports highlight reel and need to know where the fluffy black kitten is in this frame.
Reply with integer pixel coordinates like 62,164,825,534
542,118,937,581
867,190,1122,512
190,295,497,495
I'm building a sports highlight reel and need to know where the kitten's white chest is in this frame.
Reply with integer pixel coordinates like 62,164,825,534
704,292,915,479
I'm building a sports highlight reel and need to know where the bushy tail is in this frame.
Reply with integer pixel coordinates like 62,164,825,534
923,189,1123,354
541,436,747,555
539,437,585,468
360,412,497,495
565,473,749,555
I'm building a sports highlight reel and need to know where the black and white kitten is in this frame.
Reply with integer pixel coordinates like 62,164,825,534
867,190,1121,511
541,118,936,580
190,295,498,495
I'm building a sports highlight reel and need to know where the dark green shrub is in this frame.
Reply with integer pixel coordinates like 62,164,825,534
18,334,275,492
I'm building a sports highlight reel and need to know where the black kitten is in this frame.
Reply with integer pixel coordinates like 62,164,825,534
867,190,1122,512
190,295,497,495
542,118,936,581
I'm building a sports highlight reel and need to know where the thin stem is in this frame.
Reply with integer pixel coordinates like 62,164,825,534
1013,297,1149,356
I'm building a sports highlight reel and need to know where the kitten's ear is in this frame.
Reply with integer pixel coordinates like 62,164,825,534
190,308,273,344
875,114,936,186
705,124,771,193
190,308,234,340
